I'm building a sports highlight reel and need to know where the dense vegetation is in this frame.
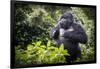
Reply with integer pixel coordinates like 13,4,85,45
14,3,95,67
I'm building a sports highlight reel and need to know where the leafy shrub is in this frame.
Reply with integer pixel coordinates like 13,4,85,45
15,40,69,67
80,45,95,62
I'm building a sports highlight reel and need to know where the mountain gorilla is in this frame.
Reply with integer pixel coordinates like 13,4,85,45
50,12,87,62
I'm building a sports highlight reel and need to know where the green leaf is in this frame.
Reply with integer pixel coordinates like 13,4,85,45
27,44,34,51
48,46,56,51
59,44,64,51
40,45,46,49
47,40,51,47
35,41,41,46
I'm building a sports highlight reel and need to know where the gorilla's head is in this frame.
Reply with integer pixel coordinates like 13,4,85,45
58,12,74,29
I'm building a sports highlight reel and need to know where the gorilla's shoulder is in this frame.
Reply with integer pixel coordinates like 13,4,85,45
72,23,84,31
72,23,82,28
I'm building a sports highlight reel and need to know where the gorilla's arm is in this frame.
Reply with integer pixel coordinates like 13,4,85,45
50,24,59,39
63,23,87,44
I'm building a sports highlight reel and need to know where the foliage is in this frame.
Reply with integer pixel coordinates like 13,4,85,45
15,40,69,67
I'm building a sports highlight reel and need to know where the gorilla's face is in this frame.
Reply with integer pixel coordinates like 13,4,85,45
59,13,73,29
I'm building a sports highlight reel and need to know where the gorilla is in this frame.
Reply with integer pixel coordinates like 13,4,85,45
50,12,87,62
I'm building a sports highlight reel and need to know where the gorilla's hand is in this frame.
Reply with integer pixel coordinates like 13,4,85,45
52,29,59,39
